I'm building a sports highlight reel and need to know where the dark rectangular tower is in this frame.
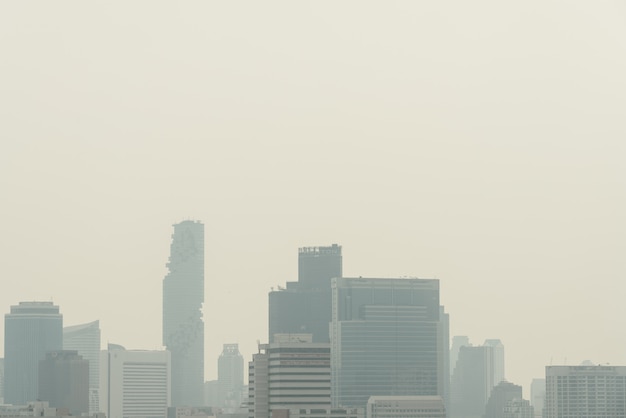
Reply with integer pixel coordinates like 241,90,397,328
163,220,205,406
269,245,342,343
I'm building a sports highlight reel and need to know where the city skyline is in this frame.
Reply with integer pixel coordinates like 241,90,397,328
1,0,625,401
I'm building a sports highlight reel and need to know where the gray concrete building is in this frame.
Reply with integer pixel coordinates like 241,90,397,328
63,320,101,414
4,301,63,406
218,344,244,411
268,245,342,343
38,350,89,416
484,381,522,418
163,220,205,406
450,345,494,418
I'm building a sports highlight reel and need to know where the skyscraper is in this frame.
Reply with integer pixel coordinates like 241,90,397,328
330,277,443,408
38,350,89,416
450,345,495,418
483,339,505,385
100,345,171,418
217,344,244,411
544,365,626,418
63,320,101,414
269,245,342,343
163,220,205,406
4,301,63,405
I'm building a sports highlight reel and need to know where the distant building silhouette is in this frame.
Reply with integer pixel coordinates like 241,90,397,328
38,350,89,416
450,336,470,377
217,344,244,411
366,396,446,418
330,277,444,408
163,220,205,406
204,380,218,407
63,320,101,414
544,365,626,418
0,357,4,404
484,381,522,418
269,245,342,343
4,301,63,405
530,378,545,418
503,398,534,418
450,345,495,418
100,345,171,418
248,334,330,418
483,339,505,385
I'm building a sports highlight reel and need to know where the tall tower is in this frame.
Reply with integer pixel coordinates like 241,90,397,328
63,320,101,414
330,277,443,408
4,301,63,405
217,344,244,410
163,220,205,406
268,244,342,343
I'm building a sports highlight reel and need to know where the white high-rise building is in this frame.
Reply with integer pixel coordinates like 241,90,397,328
544,365,626,418
100,345,170,418
63,320,101,414
248,334,330,418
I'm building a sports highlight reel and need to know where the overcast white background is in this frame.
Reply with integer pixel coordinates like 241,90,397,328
1,1,625,396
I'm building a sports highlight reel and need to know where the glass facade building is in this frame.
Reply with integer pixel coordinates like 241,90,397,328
4,301,63,405
330,278,443,408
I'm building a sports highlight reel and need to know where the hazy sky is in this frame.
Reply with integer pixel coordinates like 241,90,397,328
1,1,625,396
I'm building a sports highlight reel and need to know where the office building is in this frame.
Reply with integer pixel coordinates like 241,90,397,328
204,380,218,407
449,336,469,377
483,339,505,385
218,344,244,411
530,378,545,418
297,245,342,290
366,396,446,418
4,301,63,405
272,408,364,418
484,381,522,418
248,334,331,418
163,220,205,406
439,307,450,412
38,350,89,416
268,245,341,343
503,399,534,418
544,365,626,418
100,345,171,418
0,401,105,418
0,358,4,404
330,277,444,408
63,320,101,414
450,345,494,418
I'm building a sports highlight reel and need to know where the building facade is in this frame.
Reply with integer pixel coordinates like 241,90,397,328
450,345,494,418
544,365,626,418
38,350,89,416
484,381,522,418
100,345,171,418
248,334,331,418
63,320,101,414
366,396,446,418
218,344,245,410
4,301,63,405
330,277,444,408
163,220,205,406
269,245,342,343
